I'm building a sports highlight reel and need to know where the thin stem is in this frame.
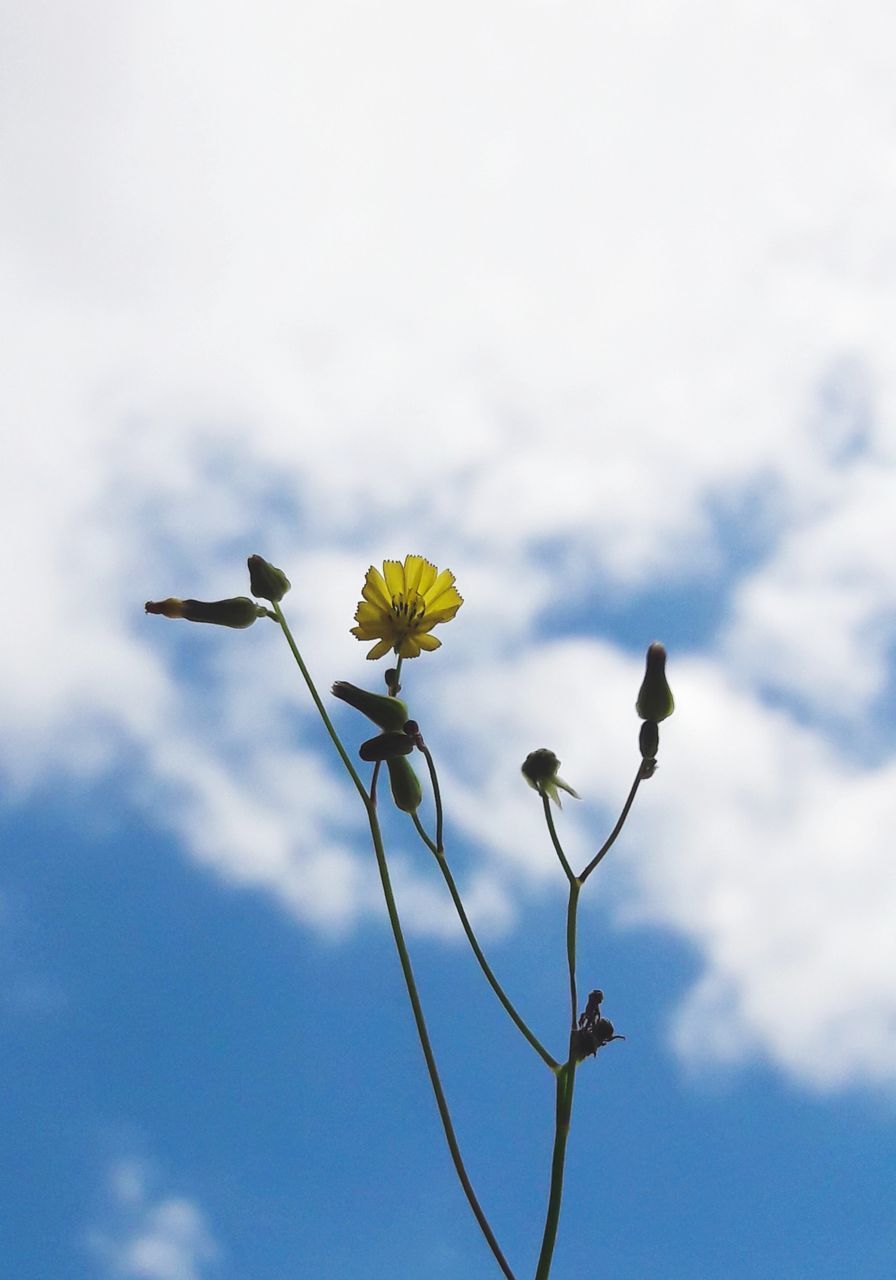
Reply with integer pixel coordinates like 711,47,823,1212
387,655,404,696
541,797,577,884
411,809,439,855
535,803,584,1279
410,812,559,1072
365,802,517,1280
418,741,444,853
565,879,581,1035
534,1061,577,1280
272,621,513,1275
272,603,368,805
578,766,643,883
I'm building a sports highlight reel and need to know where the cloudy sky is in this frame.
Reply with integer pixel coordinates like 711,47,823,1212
3,2,895,1277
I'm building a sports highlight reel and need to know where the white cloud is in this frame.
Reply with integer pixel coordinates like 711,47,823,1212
2,2,896,1088
88,1160,219,1280
429,643,896,1090
722,458,896,722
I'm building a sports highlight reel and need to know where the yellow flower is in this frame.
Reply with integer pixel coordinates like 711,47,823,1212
351,555,463,660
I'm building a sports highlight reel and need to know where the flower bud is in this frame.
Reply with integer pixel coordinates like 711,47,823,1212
247,554,291,603
521,748,580,808
331,682,410,731
359,732,415,762
635,642,674,721
386,754,423,813
145,597,263,629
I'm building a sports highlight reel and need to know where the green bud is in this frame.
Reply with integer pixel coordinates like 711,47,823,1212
635,642,674,721
386,754,423,813
521,748,580,808
247,554,291,603
144,597,263,629
359,732,414,762
331,681,410,731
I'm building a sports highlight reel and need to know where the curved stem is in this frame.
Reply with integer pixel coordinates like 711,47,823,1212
272,612,512,1270
541,798,577,884
410,813,559,1072
418,741,444,853
365,803,517,1280
578,767,643,883
272,603,368,805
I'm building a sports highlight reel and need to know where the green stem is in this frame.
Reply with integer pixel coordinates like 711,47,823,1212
418,741,444,853
365,803,517,1280
272,603,368,805
410,813,559,1072
534,800,585,1279
541,798,577,885
565,879,581,1034
271,619,513,1277
578,767,643,883
387,655,404,697
534,1060,577,1280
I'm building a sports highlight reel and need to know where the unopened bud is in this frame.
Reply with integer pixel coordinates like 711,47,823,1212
247,554,291,603
359,732,415,762
386,754,423,813
331,682,410,731
145,597,263,629
521,748,580,807
635,642,674,721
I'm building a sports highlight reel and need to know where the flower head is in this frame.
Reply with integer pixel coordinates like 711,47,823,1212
521,748,580,808
350,555,463,660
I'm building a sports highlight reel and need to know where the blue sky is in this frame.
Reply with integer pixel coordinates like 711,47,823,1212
2,2,896,1277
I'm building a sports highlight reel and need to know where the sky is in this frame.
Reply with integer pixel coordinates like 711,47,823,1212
2,2,895,1277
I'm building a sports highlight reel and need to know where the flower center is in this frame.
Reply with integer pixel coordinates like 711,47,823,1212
390,590,426,632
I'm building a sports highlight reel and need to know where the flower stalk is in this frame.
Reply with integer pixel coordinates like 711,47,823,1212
146,555,674,1280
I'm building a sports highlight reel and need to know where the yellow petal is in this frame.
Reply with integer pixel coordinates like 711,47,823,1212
362,566,391,611
366,638,394,661
402,555,426,593
398,635,422,658
351,623,381,641
423,568,455,603
416,558,438,594
416,633,441,652
355,601,385,625
383,560,405,597
425,587,463,622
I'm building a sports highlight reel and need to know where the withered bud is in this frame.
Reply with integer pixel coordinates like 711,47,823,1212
574,991,624,1060
145,597,263,629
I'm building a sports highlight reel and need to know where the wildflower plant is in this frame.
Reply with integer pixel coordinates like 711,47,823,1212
146,552,674,1280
